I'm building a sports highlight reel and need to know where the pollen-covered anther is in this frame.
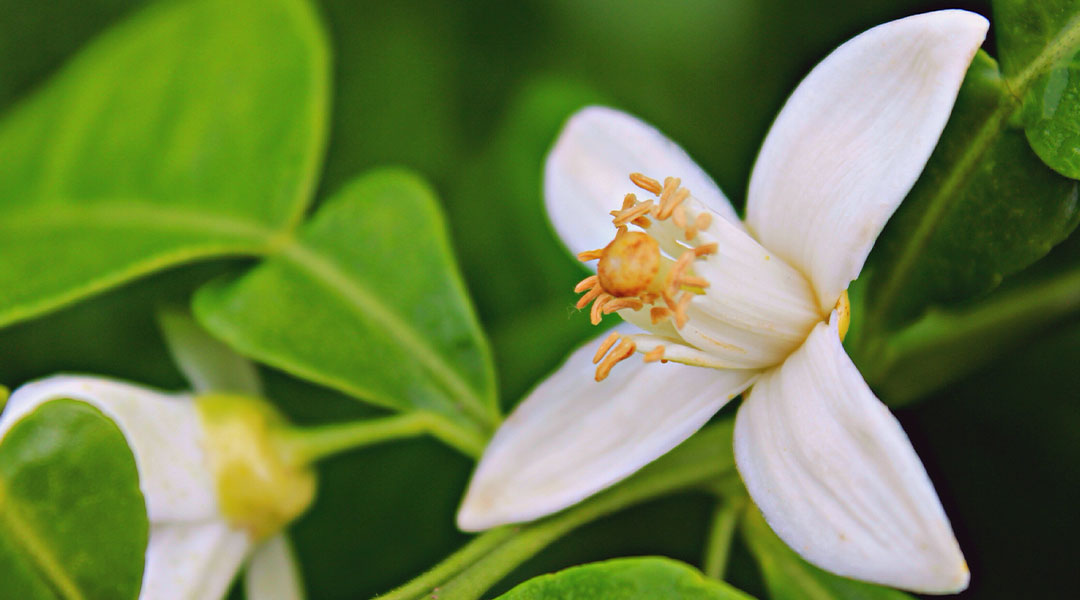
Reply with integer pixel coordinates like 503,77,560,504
611,198,655,227
643,345,666,363
649,306,670,324
592,331,621,364
629,172,662,195
595,338,637,381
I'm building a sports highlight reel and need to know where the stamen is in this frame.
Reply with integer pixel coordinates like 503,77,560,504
630,173,662,195
671,203,687,229
673,292,694,328
631,216,652,228
658,187,689,220
694,243,718,257
576,286,603,309
643,346,666,363
578,249,603,262
595,339,636,381
612,199,654,226
678,275,709,288
592,331,621,364
603,298,644,313
574,275,598,293
694,213,712,230
650,306,671,324
591,293,613,325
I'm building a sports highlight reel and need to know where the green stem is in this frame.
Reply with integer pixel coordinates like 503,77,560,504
401,422,738,600
376,528,518,600
702,496,743,581
280,412,486,463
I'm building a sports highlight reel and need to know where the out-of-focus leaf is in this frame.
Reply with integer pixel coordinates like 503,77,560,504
856,50,1080,342
194,169,498,448
995,1,1080,178
0,0,329,328
866,260,1080,404
494,557,755,600
0,399,148,599
740,506,913,600
446,78,609,406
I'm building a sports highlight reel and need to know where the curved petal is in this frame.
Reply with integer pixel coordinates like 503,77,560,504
745,10,988,311
1,375,219,522
733,315,967,593
457,325,757,531
245,534,306,600
545,106,741,259
141,521,252,600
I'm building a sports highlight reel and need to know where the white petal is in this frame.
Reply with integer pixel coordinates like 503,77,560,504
745,10,987,311
545,106,741,259
648,198,823,369
159,308,263,396
245,534,306,600
458,325,757,530
141,521,252,600
733,315,967,593
0,375,219,522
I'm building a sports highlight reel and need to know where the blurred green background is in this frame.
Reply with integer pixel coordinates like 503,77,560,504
0,0,1075,598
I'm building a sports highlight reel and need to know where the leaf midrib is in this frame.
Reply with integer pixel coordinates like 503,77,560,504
0,476,86,600
867,17,1080,332
279,242,494,428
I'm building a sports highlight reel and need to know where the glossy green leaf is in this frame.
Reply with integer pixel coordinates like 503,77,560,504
495,557,755,600
0,399,148,599
856,50,1080,341
740,507,912,600
994,1,1080,177
0,0,329,329
194,168,498,452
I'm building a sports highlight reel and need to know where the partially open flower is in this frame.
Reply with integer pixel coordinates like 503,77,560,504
458,10,988,594
0,375,315,600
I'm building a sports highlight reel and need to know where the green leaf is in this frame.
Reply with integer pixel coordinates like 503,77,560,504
494,557,755,600
194,168,498,453
740,506,912,600
0,0,329,329
0,399,148,599
995,1,1080,178
857,50,1080,339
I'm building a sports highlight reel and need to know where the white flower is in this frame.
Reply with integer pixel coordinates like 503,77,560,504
0,375,313,600
457,10,988,594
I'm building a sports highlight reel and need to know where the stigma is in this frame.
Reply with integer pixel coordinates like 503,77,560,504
574,173,719,380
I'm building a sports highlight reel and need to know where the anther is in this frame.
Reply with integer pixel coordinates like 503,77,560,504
595,339,636,381
576,286,603,309
591,294,613,325
612,199,654,227
643,346,666,363
630,173,662,195
603,298,644,314
578,249,603,262
574,275,598,293
593,331,621,364
650,306,671,324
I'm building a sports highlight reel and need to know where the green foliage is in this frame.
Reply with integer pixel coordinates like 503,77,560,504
495,557,755,600
194,169,498,450
858,51,1080,337
740,508,913,600
0,399,148,599
995,1,1080,178
0,0,329,329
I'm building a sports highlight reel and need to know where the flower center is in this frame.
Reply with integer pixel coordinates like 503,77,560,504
573,173,719,380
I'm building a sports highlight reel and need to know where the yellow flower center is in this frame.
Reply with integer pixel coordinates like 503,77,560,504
197,394,316,541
